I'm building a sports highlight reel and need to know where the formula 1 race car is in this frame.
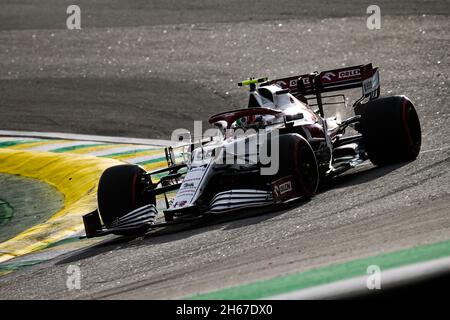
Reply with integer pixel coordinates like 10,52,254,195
83,63,422,237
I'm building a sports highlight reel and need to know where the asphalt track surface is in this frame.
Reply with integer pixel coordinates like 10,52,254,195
0,0,449,299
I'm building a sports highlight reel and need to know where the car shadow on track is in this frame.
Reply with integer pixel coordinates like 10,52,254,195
56,162,408,265
325,162,407,189
56,203,300,265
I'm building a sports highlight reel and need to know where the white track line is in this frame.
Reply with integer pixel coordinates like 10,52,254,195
27,141,102,152
266,256,450,300
88,145,156,157
125,153,167,164
0,137,39,142
0,130,180,147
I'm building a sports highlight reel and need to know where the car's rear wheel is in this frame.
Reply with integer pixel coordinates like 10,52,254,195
97,164,154,228
360,96,421,166
276,134,319,198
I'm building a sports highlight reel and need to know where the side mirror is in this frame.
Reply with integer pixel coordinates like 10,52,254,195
171,129,191,144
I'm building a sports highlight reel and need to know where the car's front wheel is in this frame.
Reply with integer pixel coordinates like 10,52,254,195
97,164,155,229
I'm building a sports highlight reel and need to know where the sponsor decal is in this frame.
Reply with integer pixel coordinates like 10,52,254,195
362,70,379,95
170,164,209,209
271,175,296,202
278,181,292,194
322,72,336,81
172,200,187,209
363,78,372,94
182,182,195,189
276,79,299,89
338,68,361,79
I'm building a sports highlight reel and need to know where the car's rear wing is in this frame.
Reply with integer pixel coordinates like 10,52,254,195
270,63,379,96
269,64,380,116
